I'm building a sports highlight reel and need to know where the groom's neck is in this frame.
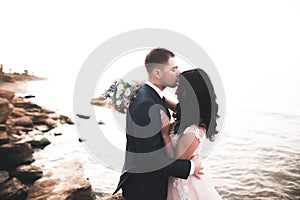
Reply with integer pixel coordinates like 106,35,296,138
147,80,165,91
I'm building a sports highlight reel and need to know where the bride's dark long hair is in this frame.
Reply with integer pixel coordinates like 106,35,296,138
172,68,219,141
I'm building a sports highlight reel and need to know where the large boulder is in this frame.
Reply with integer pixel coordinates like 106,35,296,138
0,142,34,170
11,116,33,127
0,97,13,123
0,177,29,200
11,165,43,184
26,161,93,200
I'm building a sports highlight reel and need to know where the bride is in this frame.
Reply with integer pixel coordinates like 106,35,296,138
161,68,222,200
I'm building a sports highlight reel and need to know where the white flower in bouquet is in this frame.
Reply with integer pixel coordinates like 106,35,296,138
124,88,131,97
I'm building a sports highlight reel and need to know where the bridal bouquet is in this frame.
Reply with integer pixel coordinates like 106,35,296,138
102,79,139,114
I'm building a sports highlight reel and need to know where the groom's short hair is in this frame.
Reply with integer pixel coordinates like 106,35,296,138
145,48,175,73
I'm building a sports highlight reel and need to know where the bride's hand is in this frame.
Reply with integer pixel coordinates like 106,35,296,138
191,155,204,179
160,110,170,137
160,110,174,158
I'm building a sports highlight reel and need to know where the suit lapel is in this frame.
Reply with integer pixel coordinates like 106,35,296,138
143,84,171,118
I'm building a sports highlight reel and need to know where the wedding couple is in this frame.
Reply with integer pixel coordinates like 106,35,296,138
113,48,221,200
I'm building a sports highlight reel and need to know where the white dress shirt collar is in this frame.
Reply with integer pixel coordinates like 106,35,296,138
145,81,164,99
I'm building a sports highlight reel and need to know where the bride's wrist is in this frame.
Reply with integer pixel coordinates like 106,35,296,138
162,135,171,142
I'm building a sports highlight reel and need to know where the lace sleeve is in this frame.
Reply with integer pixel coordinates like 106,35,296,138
183,126,203,143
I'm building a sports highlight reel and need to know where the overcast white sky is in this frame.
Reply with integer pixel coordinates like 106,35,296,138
1,0,299,114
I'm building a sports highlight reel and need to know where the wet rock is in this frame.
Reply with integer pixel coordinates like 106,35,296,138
48,113,60,120
13,101,41,110
24,95,35,99
48,114,74,125
98,120,105,125
90,96,108,106
11,107,26,118
0,142,34,170
7,126,34,135
54,132,62,136
34,125,50,133
26,161,93,200
27,112,48,124
24,108,40,113
0,170,9,184
11,165,43,184
41,107,55,114
78,137,86,142
59,115,74,125
29,137,50,149
32,117,57,128
0,177,29,200
65,118,75,125
41,118,57,128
76,114,90,119
0,97,13,123
12,116,33,127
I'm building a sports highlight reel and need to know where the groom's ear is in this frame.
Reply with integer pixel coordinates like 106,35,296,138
152,68,161,79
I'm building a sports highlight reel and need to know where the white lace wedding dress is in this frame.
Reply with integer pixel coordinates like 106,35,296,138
167,126,222,200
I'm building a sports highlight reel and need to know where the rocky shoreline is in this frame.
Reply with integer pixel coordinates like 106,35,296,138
0,70,124,200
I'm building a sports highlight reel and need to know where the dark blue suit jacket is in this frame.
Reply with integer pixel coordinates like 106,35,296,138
113,84,191,200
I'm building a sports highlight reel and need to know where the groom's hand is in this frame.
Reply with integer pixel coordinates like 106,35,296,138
191,155,204,179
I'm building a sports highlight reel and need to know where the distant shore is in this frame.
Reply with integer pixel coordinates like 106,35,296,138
0,65,46,84
0,65,46,93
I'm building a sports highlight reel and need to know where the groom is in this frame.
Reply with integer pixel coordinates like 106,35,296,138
113,48,202,200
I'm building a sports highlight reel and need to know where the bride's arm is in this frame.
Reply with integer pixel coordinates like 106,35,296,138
163,90,178,111
160,110,175,158
164,96,178,111
176,126,206,160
